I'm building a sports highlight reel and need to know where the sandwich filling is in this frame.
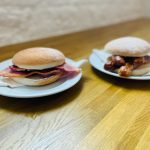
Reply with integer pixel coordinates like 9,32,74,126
0,63,80,79
104,55,150,76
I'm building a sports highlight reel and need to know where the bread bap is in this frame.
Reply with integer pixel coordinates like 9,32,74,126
104,37,150,76
12,47,65,70
12,74,61,86
105,37,150,57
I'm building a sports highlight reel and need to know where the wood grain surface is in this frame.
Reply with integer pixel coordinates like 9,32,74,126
0,18,150,150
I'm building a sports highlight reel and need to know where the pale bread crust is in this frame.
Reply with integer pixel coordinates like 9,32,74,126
131,63,150,76
12,74,61,86
105,37,150,57
12,47,65,70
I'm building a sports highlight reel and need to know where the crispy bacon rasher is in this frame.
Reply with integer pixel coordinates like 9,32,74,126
104,55,150,76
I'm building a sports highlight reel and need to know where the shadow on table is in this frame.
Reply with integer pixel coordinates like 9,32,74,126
0,77,87,116
92,67,150,91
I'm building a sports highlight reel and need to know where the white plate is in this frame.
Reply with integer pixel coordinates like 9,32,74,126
89,49,150,80
0,58,82,98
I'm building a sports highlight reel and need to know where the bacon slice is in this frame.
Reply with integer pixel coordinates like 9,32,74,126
57,63,80,73
0,63,80,78
118,63,133,77
104,55,150,77
0,69,26,77
0,68,61,78
9,65,27,71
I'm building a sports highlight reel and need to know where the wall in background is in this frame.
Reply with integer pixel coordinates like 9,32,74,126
143,0,150,17
0,0,144,46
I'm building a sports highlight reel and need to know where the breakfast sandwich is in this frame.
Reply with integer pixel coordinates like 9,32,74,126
104,37,150,76
0,47,80,86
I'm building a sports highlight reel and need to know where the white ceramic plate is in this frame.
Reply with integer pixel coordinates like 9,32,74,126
89,49,150,80
0,58,83,98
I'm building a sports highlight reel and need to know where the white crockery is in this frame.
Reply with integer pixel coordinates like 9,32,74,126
89,49,150,80
0,58,85,98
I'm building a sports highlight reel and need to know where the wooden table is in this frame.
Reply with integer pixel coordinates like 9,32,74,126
0,19,150,150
